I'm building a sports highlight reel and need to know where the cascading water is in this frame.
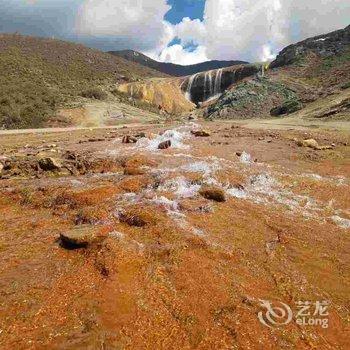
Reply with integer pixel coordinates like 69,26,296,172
183,68,224,103
213,68,223,97
184,73,199,101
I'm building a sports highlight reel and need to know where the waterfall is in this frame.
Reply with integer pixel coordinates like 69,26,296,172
183,68,224,103
204,71,214,100
184,73,199,101
213,68,223,97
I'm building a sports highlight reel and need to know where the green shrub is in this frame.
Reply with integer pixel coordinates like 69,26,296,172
81,88,108,100
341,81,350,90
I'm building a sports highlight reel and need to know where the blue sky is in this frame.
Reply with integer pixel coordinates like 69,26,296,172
165,0,205,24
0,1,349,65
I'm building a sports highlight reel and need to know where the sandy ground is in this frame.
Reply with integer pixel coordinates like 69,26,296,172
0,119,349,349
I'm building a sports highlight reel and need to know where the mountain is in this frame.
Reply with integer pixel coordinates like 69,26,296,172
108,50,248,77
206,25,350,120
270,24,350,68
0,34,166,129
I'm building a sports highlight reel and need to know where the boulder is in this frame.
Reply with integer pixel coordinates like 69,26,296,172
60,225,107,248
199,186,226,202
191,130,211,137
158,140,171,150
38,157,62,171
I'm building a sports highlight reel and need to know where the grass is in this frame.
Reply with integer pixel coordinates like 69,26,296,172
0,34,165,129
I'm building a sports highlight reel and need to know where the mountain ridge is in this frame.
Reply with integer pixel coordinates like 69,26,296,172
108,49,248,77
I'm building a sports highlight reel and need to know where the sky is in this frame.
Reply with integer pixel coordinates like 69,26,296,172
0,0,349,65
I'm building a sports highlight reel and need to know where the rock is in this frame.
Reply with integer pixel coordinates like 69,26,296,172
270,99,303,116
235,152,242,157
60,225,107,248
0,162,3,173
135,132,146,138
124,166,145,176
122,135,138,144
191,130,211,137
158,140,171,150
119,212,147,227
199,186,226,202
38,157,62,171
297,138,332,150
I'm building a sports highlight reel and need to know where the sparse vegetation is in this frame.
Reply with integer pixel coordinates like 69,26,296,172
206,77,299,119
0,34,165,129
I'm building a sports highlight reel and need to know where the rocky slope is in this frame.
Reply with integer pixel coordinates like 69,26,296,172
205,25,350,120
0,34,166,129
270,24,350,68
116,78,195,115
109,49,248,76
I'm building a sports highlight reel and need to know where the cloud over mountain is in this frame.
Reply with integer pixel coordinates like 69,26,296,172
0,0,349,64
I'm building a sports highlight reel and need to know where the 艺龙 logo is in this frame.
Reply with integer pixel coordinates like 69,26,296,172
258,299,330,329
258,299,293,328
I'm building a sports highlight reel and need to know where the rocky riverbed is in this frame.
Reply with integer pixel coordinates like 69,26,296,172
0,121,349,349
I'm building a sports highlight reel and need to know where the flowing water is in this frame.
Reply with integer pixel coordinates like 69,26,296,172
184,68,224,103
105,123,350,233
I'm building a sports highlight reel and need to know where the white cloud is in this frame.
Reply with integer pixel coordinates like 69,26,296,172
76,0,350,65
76,0,172,52
156,0,350,64
156,44,208,65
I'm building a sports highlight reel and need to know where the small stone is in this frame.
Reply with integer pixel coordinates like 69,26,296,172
60,225,107,248
135,132,146,138
236,152,242,157
119,212,147,227
297,139,332,150
38,157,62,171
191,130,211,137
122,135,138,144
158,140,171,150
124,166,145,176
297,138,320,150
199,186,226,202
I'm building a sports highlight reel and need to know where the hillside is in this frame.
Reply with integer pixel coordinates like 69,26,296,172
0,34,166,129
108,49,248,77
205,25,350,120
